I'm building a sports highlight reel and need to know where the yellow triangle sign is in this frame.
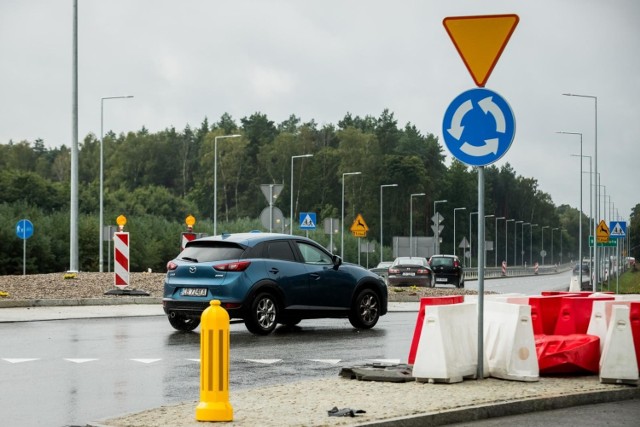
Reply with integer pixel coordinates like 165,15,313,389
443,14,519,87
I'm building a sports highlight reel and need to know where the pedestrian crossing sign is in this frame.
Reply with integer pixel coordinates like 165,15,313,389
609,221,626,238
299,212,316,230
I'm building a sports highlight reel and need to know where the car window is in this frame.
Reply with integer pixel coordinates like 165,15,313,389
296,242,332,265
179,241,245,263
431,257,453,267
266,241,297,261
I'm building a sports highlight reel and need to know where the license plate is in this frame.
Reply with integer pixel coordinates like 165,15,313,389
436,277,448,283
180,288,208,297
402,272,415,276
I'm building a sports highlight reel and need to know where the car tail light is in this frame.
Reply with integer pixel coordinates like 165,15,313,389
213,260,251,272
454,260,460,268
417,268,431,275
167,261,178,271
388,268,400,274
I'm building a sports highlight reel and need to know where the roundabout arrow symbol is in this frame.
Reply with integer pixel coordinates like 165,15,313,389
447,99,473,140
478,96,506,133
460,138,499,157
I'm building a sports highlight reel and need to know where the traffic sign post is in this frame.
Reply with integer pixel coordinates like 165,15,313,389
443,88,515,167
16,219,34,276
299,212,317,230
350,214,369,238
442,13,519,381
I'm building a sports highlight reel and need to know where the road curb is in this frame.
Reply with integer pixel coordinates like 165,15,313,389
0,297,162,309
357,387,640,426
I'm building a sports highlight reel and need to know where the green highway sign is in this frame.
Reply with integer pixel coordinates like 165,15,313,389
589,236,617,247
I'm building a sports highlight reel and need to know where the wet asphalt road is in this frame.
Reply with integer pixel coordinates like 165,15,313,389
0,312,416,427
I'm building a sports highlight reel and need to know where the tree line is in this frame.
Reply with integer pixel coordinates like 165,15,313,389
2,109,636,275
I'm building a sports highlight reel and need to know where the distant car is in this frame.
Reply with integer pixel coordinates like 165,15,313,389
369,261,393,284
428,254,464,288
387,257,432,287
569,262,591,291
163,232,388,335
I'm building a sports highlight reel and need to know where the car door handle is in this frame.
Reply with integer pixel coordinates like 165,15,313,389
269,268,279,274
309,273,320,280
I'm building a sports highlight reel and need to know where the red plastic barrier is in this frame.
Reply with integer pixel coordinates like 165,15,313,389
535,334,600,375
528,295,566,335
630,302,640,370
553,296,614,335
407,296,464,364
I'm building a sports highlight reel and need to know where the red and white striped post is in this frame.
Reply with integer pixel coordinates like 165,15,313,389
501,260,507,276
114,214,130,288
181,215,197,251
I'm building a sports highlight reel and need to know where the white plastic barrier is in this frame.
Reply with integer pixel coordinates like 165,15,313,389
484,301,539,382
587,300,612,354
600,305,639,385
413,302,479,383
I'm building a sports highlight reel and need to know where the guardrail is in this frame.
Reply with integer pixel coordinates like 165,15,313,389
463,263,573,280
370,263,574,285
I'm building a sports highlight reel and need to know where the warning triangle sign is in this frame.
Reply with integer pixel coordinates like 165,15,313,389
443,14,519,87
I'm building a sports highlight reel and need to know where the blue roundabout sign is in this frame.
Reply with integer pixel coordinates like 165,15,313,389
442,88,515,167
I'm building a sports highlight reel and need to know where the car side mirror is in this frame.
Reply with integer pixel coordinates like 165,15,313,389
332,255,342,270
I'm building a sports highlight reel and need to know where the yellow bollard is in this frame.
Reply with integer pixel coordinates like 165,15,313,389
195,300,233,422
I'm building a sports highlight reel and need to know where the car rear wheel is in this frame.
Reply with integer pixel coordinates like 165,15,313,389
245,292,278,335
168,313,200,332
348,289,381,329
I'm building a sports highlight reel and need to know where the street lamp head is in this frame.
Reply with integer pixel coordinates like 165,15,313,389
381,183,398,188
411,193,426,197
435,199,448,203
343,171,361,177
485,214,495,218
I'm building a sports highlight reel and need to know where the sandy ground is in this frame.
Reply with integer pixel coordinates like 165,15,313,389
93,375,637,427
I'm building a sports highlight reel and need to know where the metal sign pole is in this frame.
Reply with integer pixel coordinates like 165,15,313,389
477,166,485,380
23,236,26,276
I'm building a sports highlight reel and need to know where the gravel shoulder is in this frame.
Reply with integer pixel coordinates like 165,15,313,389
0,272,482,302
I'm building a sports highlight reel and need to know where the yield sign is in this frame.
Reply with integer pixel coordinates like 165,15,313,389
443,14,519,87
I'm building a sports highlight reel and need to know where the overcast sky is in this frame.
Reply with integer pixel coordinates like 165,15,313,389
1,0,638,222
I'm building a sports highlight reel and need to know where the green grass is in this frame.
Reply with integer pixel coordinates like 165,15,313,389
604,266,640,294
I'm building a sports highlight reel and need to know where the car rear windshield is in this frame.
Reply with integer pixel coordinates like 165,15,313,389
179,241,245,263
431,257,453,267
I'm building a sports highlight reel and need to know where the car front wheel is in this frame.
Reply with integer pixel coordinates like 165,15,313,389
348,289,381,329
245,292,278,335
168,313,200,332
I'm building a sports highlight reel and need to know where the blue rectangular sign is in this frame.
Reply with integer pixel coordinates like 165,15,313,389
609,221,627,239
299,212,316,230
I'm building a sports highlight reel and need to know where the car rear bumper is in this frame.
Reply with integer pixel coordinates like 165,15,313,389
162,298,243,319
387,276,431,287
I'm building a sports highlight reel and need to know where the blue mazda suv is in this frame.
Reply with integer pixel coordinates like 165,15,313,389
163,232,388,335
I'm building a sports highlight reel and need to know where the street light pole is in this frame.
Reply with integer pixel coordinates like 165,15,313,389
214,134,241,236
558,131,583,276
290,154,313,235
541,226,550,265
470,212,478,268
552,227,559,265
410,193,426,257
454,207,466,262
530,224,539,266
380,184,398,262
341,172,361,259
99,95,133,273
515,221,523,266
522,223,529,266
563,93,598,288
433,200,447,255
495,217,504,267
506,219,514,266
485,215,495,268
